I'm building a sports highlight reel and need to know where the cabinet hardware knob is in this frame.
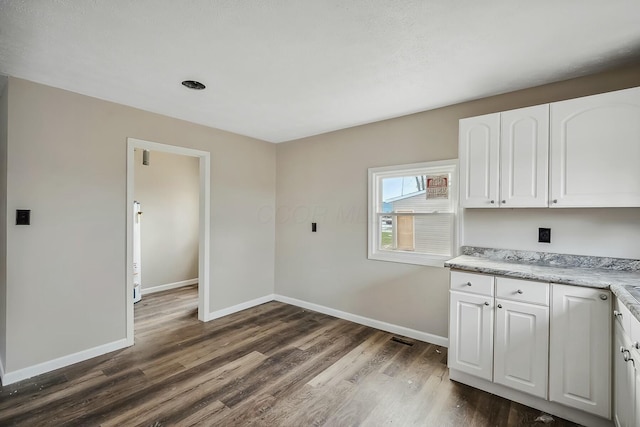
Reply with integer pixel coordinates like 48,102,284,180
516,289,523,294
501,200,506,204
466,282,472,286
599,294,608,300
552,199,558,204
614,310,622,318
633,342,640,350
497,304,502,309
621,346,626,353
490,200,495,204
623,351,632,363
484,302,490,306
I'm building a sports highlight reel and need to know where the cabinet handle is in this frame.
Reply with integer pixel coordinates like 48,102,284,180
484,302,490,306
466,282,472,286
501,200,506,204
600,294,608,300
633,342,640,350
516,289,523,294
614,310,622,319
552,199,558,204
497,304,502,309
490,200,495,204
623,350,632,363
621,346,627,353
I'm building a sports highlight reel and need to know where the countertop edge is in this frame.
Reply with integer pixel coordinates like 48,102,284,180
445,262,610,289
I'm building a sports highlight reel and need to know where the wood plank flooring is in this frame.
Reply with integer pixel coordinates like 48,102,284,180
0,285,579,426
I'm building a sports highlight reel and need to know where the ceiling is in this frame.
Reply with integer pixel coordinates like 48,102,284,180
1,1,640,143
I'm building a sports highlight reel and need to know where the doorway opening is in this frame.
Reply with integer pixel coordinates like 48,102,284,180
126,138,211,346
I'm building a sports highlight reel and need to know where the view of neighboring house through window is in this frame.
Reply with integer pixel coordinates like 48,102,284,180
368,160,458,267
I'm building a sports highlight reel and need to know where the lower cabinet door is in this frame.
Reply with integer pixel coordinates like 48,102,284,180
448,291,493,381
494,299,549,398
549,284,611,419
614,322,635,427
634,350,640,427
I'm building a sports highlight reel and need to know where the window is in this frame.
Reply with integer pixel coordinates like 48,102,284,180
368,159,458,267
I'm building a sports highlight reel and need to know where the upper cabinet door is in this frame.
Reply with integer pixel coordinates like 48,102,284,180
550,86,640,207
500,105,549,207
459,113,500,208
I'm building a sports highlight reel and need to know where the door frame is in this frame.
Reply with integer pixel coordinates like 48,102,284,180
125,137,211,345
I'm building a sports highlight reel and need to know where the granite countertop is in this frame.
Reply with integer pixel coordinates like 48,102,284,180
445,246,640,322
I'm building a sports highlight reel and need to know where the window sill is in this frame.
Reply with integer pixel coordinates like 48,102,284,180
368,251,450,268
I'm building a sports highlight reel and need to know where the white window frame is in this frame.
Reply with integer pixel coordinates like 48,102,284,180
367,159,459,267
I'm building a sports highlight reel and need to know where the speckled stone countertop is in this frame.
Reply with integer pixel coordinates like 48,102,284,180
445,246,640,321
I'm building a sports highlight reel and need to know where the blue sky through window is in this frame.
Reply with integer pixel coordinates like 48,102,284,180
382,176,424,201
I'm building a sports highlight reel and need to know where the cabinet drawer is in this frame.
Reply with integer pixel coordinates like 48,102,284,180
450,271,494,296
614,297,632,335
496,277,548,306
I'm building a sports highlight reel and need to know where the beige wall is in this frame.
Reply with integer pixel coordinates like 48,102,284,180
275,63,640,340
0,80,8,370
134,150,199,289
4,77,276,373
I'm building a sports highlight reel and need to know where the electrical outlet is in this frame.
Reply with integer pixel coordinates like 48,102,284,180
538,227,551,243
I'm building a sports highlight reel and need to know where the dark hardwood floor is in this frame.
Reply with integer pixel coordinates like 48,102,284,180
0,285,579,426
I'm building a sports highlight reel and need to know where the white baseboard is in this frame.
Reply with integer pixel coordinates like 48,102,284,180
273,294,449,348
203,294,276,322
0,356,5,381
1,338,129,386
142,278,198,295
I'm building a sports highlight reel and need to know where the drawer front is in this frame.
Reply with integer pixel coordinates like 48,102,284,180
450,271,494,296
496,277,548,306
614,296,632,335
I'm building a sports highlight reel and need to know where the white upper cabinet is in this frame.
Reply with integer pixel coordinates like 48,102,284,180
500,105,549,207
459,85,640,208
459,113,500,207
550,86,640,207
459,105,549,208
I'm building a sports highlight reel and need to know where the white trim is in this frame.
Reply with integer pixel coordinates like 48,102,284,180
1,339,128,386
126,138,211,346
203,294,276,322
0,357,5,382
274,294,448,347
141,278,198,295
449,369,611,427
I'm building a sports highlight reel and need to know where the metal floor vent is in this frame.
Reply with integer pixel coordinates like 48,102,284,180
390,336,413,346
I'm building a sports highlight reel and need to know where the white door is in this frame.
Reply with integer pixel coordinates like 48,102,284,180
500,105,549,207
459,113,500,208
448,291,494,380
549,284,611,418
494,298,549,398
550,86,640,207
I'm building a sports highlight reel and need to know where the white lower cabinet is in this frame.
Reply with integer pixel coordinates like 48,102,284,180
449,272,549,395
494,298,548,398
613,297,640,427
449,271,613,424
449,290,494,380
549,284,611,419
614,321,636,427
